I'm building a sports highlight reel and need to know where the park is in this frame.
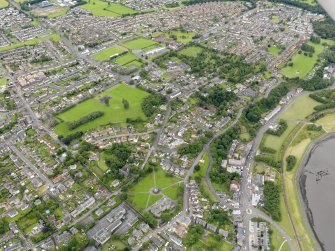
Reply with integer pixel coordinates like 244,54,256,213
54,84,149,136
80,0,138,17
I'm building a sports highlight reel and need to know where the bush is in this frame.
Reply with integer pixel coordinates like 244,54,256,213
286,155,297,171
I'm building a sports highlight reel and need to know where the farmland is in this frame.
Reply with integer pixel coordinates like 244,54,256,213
54,84,149,136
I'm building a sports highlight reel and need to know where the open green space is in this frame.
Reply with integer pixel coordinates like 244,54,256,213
187,233,234,251
165,29,196,44
281,40,335,79
316,113,335,132
54,83,149,136
128,168,182,210
122,38,159,50
81,0,137,17
47,7,69,18
296,0,316,6
0,34,61,52
92,46,127,61
262,94,320,154
0,77,8,87
178,46,203,57
113,52,142,66
0,0,8,8
268,45,282,55
270,225,290,251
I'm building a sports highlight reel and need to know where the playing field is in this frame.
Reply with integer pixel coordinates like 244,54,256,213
54,84,149,136
179,46,203,57
122,38,159,50
113,52,141,66
92,46,127,61
32,6,69,18
128,168,182,210
81,0,137,17
0,0,8,8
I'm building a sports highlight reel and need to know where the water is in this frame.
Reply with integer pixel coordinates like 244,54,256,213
300,137,335,250
317,0,335,20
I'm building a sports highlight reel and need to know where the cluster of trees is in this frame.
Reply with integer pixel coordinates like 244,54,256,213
142,212,157,228
245,83,289,123
122,98,129,109
313,18,335,40
310,90,335,112
260,146,276,154
254,155,281,169
266,120,288,136
141,92,167,118
196,87,237,115
183,225,204,247
178,132,213,158
68,111,104,130
286,155,297,171
185,0,257,8
103,143,133,181
208,209,230,228
210,127,240,191
31,55,52,64
306,124,322,132
59,131,84,145
0,218,9,235
263,181,281,221
269,0,325,14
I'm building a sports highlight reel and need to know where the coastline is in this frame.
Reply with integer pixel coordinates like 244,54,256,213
296,133,335,251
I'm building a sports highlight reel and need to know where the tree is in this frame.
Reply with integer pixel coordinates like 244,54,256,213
194,164,201,172
122,98,129,109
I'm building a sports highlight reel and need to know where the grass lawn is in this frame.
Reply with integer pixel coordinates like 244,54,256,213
0,0,8,8
0,34,61,52
296,0,316,5
122,38,159,50
165,29,196,44
92,46,127,61
270,225,290,251
188,234,234,251
268,45,282,55
54,83,149,136
179,46,203,57
281,40,335,78
262,94,320,154
316,113,335,132
0,77,8,87
47,7,69,18
81,0,137,17
128,168,182,210
102,239,127,251
113,52,142,66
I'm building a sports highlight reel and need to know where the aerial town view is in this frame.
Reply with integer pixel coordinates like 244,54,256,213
1,0,335,250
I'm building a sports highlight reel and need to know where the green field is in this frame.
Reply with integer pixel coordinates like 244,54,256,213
0,34,61,52
47,7,69,18
268,45,282,55
262,94,320,154
128,168,182,210
113,52,142,66
282,40,335,78
296,0,316,5
122,38,159,50
187,234,234,251
54,84,149,136
81,0,137,17
270,226,290,251
0,0,8,8
0,77,8,87
165,29,196,44
92,46,127,61
179,46,203,57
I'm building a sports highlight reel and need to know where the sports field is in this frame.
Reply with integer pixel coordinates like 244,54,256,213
122,38,159,50
0,0,8,8
128,168,182,210
54,84,149,136
113,52,142,66
81,0,137,17
179,46,203,57
92,46,127,61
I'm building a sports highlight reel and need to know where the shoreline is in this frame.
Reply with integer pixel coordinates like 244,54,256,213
296,133,335,251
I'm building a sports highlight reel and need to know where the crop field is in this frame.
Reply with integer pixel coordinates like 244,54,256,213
179,46,203,57
128,168,182,210
0,0,8,8
122,38,159,50
81,0,137,17
54,84,149,136
282,40,335,79
92,46,127,61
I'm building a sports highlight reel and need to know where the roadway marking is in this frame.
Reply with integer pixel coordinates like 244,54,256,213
278,240,287,251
